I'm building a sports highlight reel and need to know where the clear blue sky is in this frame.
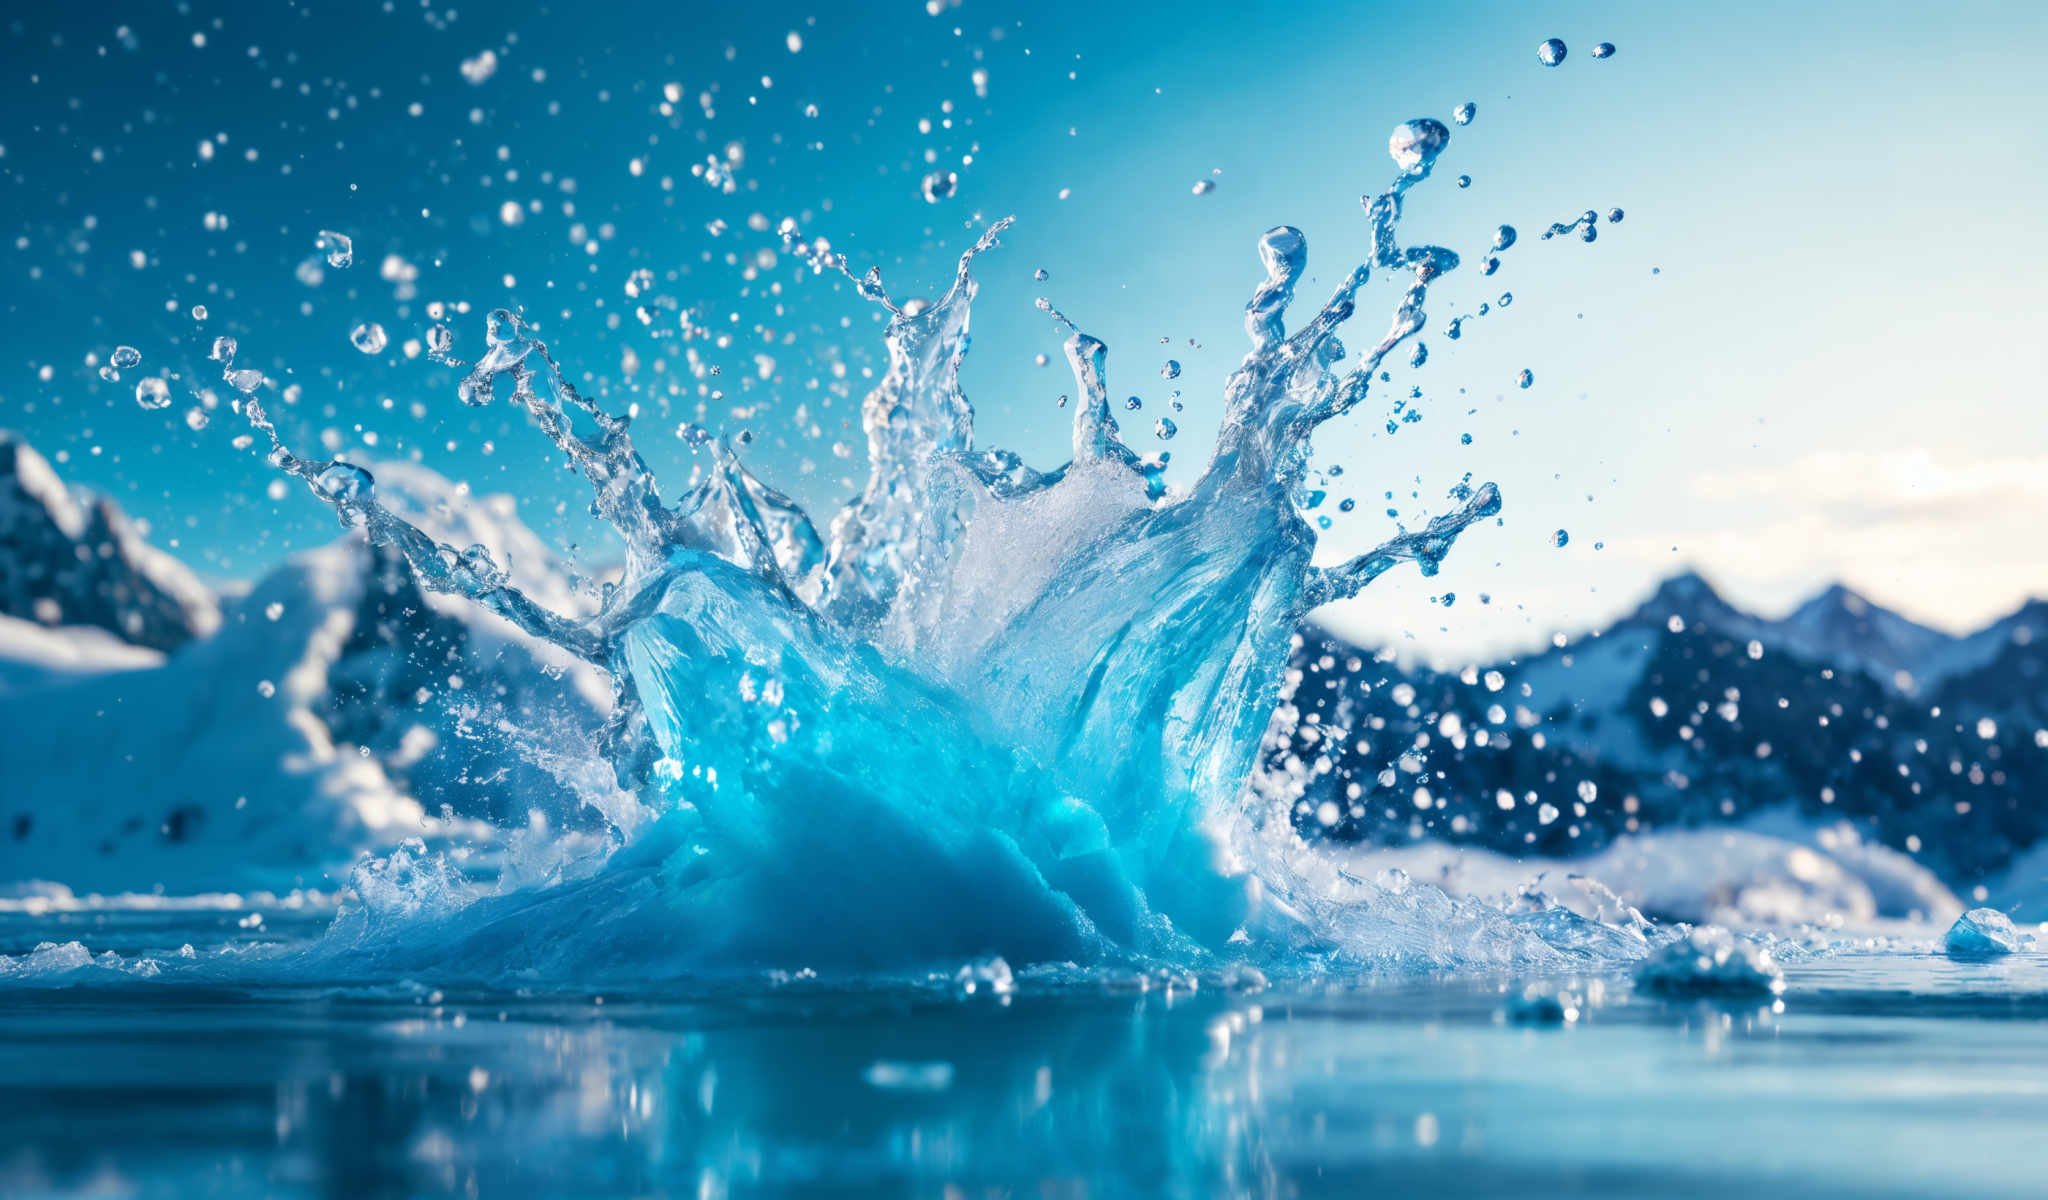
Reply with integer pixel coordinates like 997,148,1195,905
4,0,2044,662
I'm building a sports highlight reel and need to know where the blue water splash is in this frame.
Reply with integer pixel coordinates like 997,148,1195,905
224,149,1625,981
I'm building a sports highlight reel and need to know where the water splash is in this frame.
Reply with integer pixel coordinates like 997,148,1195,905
222,147,1632,979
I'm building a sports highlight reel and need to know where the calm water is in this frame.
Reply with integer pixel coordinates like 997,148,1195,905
4,913,2043,1198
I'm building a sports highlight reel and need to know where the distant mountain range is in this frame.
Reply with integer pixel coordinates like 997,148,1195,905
1,429,2042,903
1275,568,2048,889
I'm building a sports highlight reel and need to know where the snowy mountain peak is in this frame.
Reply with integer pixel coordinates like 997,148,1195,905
1777,582,1953,682
0,430,219,652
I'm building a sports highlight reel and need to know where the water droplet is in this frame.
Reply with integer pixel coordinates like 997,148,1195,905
184,407,210,431
1408,342,1428,368
1154,417,1178,441
134,377,172,410
1607,207,1624,223
1499,292,1513,306
350,322,389,354
1552,528,1570,548
225,368,264,394
1538,39,1567,67
1387,118,1451,176
1161,360,1181,380
1591,42,1616,59
257,680,276,699
110,345,141,369
315,462,375,504
1124,396,1143,411
1033,268,1049,281
485,308,519,345
210,336,237,364
428,324,453,355
1517,368,1534,389
920,170,958,203
1191,179,1215,196
318,230,353,269
1481,256,1500,276
190,304,208,321
1456,174,1471,189
1454,102,1476,126
1492,225,1517,251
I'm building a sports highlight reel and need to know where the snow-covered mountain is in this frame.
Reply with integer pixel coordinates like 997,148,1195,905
1277,570,2048,894
0,430,217,651
0,443,624,895
1773,583,1956,687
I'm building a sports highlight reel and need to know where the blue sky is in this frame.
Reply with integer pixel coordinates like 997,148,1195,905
4,0,2045,662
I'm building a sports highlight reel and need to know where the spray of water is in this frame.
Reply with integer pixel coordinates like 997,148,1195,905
225,126,1635,980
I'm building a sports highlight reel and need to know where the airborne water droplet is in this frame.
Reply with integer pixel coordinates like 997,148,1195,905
318,230,353,269
1454,102,1476,126
1553,528,1570,548
315,462,375,504
350,322,389,354
1517,368,1534,389
1591,42,1616,59
1492,225,1517,251
1161,360,1181,380
210,336,237,365
225,368,264,394
920,170,958,204
1538,38,1567,67
111,345,141,369
1387,118,1450,176
1154,417,1178,441
134,377,172,410
1191,179,1215,196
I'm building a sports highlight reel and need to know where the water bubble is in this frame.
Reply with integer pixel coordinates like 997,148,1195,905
110,345,141,369
315,462,375,504
317,230,353,269
350,322,389,354
184,407,210,431
1492,225,1517,251
134,377,172,410
210,336,237,364
1191,179,1215,196
1161,360,1181,380
1517,368,1534,389
920,170,958,203
1538,39,1567,67
1552,528,1569,548
190,304,208,321
1454,102,1476,126
485,308,519,345
99,365,119,382
1591,42,1616,59
1154,417,1178,441
1387,118,1451,176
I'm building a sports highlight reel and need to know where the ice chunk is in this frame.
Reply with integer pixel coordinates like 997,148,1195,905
1943,907,2019,959
1633,928,1785,998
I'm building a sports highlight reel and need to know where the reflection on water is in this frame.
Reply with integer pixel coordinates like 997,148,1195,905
3,952,2047,1198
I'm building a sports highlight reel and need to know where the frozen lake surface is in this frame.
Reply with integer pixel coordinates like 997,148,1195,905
3,912,2043,1198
